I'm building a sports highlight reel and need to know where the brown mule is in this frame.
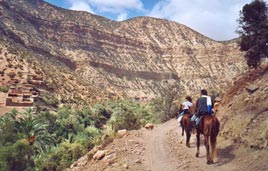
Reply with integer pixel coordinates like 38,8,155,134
195,115,220,164
180,105,196,147
181,114,194,147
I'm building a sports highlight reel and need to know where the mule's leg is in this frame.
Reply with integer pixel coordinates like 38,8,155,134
204,135,209,158
186,124,191,147
180,123,184,144
186,131,191,148
195,132,200,157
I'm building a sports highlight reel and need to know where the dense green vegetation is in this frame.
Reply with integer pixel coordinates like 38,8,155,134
0,99,168,171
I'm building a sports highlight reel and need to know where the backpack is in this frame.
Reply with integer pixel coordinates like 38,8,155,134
197,96,212,115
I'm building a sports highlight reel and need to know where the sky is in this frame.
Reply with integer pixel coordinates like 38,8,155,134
44,0,253,41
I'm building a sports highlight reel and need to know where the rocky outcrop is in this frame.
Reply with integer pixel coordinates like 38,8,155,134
0,0,247,100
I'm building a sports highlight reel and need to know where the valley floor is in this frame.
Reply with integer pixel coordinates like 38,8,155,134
68,119,268,171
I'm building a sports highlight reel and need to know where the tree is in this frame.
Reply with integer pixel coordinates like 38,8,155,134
15,108,55,153
156,81,181,121
0,109,19,146
237,0,268,68
0,141,34,171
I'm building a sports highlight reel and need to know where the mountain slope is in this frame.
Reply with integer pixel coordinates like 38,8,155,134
0,39,104,106
0,0,247,101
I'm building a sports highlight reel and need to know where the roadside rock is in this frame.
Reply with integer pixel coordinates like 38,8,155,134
70,155,88,168
117,129,127,138
135,159,142,163
123,163,129,169
145,123,154,129
87,145,102,159
93,150,106,160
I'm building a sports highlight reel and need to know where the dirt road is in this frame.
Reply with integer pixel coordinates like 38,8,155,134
143,119,236,171
144,120,179,171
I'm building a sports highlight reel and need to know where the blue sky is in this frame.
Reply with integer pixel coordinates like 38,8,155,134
44,0,252,41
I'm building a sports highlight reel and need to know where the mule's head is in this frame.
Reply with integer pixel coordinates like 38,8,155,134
189,103,197,116
178,103,183,113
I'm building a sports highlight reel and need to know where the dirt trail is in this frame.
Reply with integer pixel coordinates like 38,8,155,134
142,119,236,171
144,120,179,171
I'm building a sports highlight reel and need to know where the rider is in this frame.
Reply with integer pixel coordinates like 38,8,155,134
177,96,193,123
191,89,213,127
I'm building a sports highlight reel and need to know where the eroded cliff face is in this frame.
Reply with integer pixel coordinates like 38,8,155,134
0,0,247,100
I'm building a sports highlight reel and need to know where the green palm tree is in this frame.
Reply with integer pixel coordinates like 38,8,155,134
0,109,19,146
15,108,55,153
0,109,18,128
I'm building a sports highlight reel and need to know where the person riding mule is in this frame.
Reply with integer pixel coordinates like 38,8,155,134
192,89,220,164
178,96,196,147
191,89,213,128
177,96,193,123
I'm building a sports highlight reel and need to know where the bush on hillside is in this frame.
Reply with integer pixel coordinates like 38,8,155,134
7,72,15,79
105,99,161,131
40,93,59,107
0,86,9,93
35,142,85,171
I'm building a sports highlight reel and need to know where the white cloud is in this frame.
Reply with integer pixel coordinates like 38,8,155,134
117,13,128,21
67,0,145,24
148,0,252,40
69,0,144,14
69,0,94,13
88,0,144,13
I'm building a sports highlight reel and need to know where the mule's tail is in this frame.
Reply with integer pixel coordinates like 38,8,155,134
210,117,220,160
210,133,217,160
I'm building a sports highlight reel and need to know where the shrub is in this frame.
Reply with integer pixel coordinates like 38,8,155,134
40,93,59,107
73,127,101,150
18,72,23,78
91,104,112,129
7,72,16,79
8,63,13,68
0,86,9,93
84,126,101,138
35,142,85,171
110,108,140,130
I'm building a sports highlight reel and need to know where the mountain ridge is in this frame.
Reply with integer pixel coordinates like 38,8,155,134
0,0,247,101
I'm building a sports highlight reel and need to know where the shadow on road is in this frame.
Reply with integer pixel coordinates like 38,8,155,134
215,145,235,166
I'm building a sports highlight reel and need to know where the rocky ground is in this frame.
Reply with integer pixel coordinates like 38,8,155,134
67,118,268,171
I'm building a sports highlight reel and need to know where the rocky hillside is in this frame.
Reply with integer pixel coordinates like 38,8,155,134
0,0,247,101
0,39,105,106
218,65,268,150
